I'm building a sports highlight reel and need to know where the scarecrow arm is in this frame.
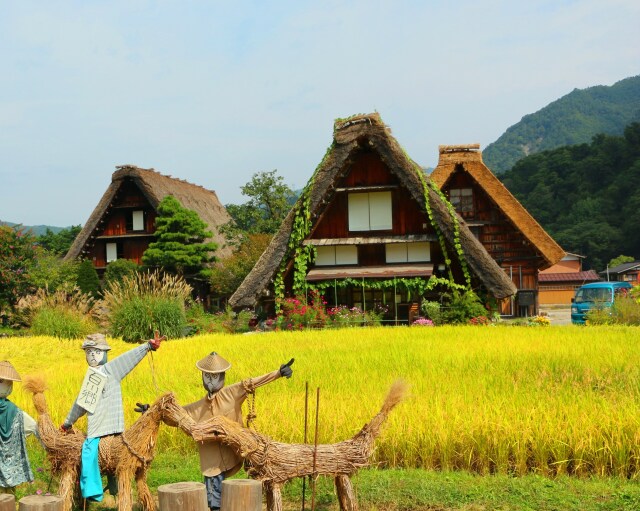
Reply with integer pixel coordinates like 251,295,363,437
23,410,38,437
63,401,87,428
107,343,152,381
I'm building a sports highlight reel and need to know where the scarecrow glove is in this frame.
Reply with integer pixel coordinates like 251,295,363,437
134,402,150,413
279,358,294,378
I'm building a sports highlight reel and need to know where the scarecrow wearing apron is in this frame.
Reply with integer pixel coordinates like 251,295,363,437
161,352,293,511
61,332,163,502
0,361,37,493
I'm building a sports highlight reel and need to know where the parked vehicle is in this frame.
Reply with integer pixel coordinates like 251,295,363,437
571,281,632,324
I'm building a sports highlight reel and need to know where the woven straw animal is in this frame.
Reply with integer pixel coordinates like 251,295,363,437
23,376,176,511
180,380,407,511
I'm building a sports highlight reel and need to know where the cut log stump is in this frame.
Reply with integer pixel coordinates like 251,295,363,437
158,482,208,511
221,479,262,511
18,494,63,511
0,494,16,511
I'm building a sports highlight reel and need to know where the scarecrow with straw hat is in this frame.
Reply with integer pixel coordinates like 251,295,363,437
0,361,38,492
160,351,294,511
61,332,164,503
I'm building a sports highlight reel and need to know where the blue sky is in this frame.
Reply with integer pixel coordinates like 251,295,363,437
1,1,638,227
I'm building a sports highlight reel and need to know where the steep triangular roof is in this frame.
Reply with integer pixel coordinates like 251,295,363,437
230,114,517,308
65,165,232,261
430,145,565,270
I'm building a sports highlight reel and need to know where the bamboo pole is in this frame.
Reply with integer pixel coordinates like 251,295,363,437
310,387,320,511
301,381,309,511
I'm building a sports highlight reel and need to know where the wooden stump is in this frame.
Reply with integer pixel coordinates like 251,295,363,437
158,482,208,511
18,494,63,511
0,494,16,511
221,479,262,511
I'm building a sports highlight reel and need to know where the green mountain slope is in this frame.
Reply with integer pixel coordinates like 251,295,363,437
500,122,640,270
0,221,67,236
484,75,640,174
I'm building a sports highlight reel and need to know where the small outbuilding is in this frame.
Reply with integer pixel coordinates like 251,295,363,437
600,261,640,286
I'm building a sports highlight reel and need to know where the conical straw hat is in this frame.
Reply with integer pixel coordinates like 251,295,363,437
196,352,231,374
0,361,21,382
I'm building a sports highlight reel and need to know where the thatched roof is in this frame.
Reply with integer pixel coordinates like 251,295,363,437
65,165,232,261
229,113,517,309
430,145,565,270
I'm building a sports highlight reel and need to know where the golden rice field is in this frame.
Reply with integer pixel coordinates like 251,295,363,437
3,325,640,478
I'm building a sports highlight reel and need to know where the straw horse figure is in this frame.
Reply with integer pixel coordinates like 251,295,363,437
170,380,406,511
23,376,177,511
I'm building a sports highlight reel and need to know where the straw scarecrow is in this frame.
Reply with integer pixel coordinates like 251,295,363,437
61,332,164,503
162,352,294,511
25,374,186,511
0,361,37,493
187,380,407,511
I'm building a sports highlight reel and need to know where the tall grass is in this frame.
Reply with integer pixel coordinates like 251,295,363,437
5,325,640,477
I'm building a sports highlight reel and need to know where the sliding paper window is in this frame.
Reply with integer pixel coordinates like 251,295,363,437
348,191,392,231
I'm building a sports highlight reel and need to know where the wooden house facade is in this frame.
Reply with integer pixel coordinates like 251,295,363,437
230,114,516,322
65,165,231,273
430,145,565,316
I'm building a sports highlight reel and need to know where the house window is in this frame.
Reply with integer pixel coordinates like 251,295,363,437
106,242,124,262
348,192,392,231
126,210,145,231
450,188,473,216
315,245,358,266
385,242,431,263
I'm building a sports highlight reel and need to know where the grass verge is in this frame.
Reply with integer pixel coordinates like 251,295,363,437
17,449,640,511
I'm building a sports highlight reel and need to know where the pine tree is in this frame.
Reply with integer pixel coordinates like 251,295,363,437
142,195,218,280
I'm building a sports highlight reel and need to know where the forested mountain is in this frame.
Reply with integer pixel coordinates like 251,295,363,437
0,221,67,236
500,123,640,270
484,75,640,174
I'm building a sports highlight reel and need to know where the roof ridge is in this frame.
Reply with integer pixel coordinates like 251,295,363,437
114,164,217,194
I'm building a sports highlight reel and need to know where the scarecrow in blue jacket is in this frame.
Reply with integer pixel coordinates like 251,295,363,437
0,361,37,493
61,332,163,502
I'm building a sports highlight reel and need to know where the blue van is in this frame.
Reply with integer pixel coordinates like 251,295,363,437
571,281,632,324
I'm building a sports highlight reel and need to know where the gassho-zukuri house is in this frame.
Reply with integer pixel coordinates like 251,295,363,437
230,113,517,323
430,144,565,317
64,164,232,274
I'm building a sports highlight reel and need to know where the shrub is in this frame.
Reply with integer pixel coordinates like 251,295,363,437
30,306,97,339
468,315,490,326
420,300,442,324
412,317,435,327
14,288,96,328
76,260,102,299
528,315,551,327
100,270,192,341
276,293,327,330
440,290,489,324
610,295,640,325
103,259,139,289
110,296,186,342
